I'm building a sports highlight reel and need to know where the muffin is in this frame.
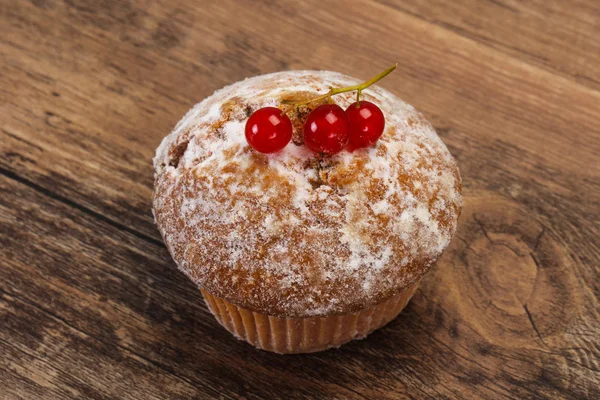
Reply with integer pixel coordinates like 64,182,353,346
152,70,462,353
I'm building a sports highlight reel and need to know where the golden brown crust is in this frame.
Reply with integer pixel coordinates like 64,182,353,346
153,71,462,317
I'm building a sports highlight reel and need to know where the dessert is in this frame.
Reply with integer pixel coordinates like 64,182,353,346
152,67,462,353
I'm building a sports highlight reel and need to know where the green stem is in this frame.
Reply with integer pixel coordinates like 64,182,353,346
329,63,397,97
281,63,397,114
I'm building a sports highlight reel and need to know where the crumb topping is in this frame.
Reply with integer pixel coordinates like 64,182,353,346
153,71,462,317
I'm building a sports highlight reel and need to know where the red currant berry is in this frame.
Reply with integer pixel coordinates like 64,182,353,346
303,104,349,155
245,107,293,153
346,101,385,149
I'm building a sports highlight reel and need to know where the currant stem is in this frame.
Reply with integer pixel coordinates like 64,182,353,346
329,63,397,97
280,63,397,114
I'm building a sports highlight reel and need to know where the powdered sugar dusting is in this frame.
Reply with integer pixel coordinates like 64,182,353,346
153,71,462,317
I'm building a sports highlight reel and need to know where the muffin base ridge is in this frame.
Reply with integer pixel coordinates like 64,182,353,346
201,280,420,354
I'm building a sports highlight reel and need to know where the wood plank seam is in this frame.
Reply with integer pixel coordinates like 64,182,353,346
0,167,163,247
1,1,599,397
372,0,600,96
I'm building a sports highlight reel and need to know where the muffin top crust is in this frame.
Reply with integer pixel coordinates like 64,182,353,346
153,71,462,317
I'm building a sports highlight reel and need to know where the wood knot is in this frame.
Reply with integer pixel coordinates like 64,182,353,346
421,194,582,348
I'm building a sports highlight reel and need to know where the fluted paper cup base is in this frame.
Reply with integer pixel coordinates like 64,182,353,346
201,280,420,354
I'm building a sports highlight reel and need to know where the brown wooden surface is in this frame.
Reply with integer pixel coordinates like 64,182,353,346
1,0,599,398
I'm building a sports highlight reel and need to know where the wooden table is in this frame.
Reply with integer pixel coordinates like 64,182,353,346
2,1,599,398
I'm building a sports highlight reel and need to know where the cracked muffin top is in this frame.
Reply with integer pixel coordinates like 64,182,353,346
152,71,462,317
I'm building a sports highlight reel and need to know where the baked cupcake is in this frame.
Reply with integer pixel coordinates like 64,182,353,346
152,68,462,354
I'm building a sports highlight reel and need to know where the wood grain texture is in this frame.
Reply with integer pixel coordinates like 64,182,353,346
1,0,599,398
